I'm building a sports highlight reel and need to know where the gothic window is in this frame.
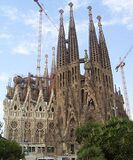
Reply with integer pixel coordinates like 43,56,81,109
81,89,84,104
14,105,17,110
51,107,54,112
39,106,42,111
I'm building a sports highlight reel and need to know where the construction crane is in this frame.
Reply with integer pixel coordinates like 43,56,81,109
115,45,133,118
34,0,43,77
34,0,58,77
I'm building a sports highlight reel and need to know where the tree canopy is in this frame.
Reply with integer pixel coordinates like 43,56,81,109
76,118,133,160
0,139,24,160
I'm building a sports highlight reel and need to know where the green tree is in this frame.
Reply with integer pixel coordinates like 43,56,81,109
0,139,24,160
76,121,106,160
100,118,133,160
76,118,133,160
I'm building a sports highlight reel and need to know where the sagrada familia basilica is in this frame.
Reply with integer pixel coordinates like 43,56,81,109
3,2,127,159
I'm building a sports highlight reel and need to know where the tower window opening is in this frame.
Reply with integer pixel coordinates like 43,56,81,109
81,89,84,104
75,66,77,80
63,72,65,87
72,68,74,81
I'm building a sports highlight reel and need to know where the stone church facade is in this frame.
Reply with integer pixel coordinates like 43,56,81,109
3,3,127,158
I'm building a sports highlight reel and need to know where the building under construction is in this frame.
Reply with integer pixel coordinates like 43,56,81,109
3,2,127,159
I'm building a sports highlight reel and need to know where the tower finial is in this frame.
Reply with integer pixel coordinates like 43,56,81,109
68,2,74,18
59,9,64,26
59,9,64,15
87,6,93,21
97,15,102,31
68,2,73,8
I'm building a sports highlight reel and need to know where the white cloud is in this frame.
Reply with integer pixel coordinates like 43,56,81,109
22,10,38,29
13,42,37,55
0,6,18,20
0,33,12,39
102,0,133,29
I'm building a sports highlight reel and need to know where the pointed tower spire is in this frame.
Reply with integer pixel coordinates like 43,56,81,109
44,54,49,87
97,16,111,70
88,6,100,64
57,9,66,69
51,47,56,75
68,2,79,62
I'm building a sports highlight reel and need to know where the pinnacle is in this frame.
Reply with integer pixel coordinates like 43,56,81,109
68,2,73,7
59,9,64,14
87,6,92,11
97,15,102,21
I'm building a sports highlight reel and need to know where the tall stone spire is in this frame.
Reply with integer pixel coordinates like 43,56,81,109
44,54,49,87
68,2,79,62
51,47,56,75
88,6,100,64
97,16,111,70
97,16,114,120
57,9,66,69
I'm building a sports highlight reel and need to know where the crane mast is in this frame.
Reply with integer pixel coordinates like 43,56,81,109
34,0,44,77
34,0,58,77
119,59,130,118
115,45,133,119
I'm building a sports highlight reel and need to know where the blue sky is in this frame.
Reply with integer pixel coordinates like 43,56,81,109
0,0,133,123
